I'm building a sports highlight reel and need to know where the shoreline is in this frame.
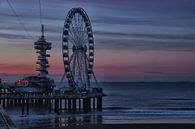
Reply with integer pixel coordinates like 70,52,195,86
29,124,195,129
14,117,195,129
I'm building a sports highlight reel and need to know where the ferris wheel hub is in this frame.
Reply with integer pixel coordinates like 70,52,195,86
72,45,87,52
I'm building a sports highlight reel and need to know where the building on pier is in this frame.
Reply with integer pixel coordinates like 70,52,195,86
10,25,55,94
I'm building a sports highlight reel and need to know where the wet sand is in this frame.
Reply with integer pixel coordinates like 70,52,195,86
45,124,195,129
25,118,195,129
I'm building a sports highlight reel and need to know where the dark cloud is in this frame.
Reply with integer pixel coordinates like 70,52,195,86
68,0,195,8
95,31,195,40
1,31,194,52
0,63,33,69
0,33,31,39
94,31,195,51
96,38,195,51
93,16,195,28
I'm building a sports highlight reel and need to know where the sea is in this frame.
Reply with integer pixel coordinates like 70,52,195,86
5,82,195,129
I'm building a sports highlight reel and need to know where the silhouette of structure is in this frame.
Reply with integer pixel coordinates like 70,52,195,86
61,8,97,93
8,25,55,93
35,25,51,78
0,8,104,115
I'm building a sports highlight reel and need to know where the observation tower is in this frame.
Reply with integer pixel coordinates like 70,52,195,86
34,24,51,78
30,24,54,92
11,25,54,93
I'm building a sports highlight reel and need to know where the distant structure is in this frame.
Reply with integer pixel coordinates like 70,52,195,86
34,25,51,79
9,25,55,93
61,8,96,92
0,8,104,114
59,7,104,112
31,24,54,92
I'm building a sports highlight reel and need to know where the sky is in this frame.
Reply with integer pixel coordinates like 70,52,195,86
0,0,195,82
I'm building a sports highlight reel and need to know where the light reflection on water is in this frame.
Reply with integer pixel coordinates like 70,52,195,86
10,113,103,129
6,104,103,128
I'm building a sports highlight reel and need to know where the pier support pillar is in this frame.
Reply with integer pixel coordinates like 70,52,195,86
3,98,5,109
59,98,62,112
55,98,59,114
68,98,71,112
78,99,81,111
93,98,96,111
83,98,91,112
21,99,25,115
73,99,76,112
26,99,29,115
14,98,17,106
48,99,51,113
64,99,67,111
97,97,102,111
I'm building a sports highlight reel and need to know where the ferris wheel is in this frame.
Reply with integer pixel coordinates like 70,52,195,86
61,8,96,91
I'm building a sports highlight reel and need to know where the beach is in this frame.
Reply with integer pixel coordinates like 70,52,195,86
52,124,195,129
28,123,195,129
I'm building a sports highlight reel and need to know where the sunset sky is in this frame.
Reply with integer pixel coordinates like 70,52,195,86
0,0,195,82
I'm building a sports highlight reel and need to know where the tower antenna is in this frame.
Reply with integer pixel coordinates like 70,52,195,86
41,24,44,37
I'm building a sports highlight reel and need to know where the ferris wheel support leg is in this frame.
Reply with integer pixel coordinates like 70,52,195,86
92,71,98,84
60,72,66,83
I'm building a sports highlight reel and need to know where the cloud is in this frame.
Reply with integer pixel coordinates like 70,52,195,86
0,33,31,39
95,37,195,51
0,63,33,69
144,71,164,75
95,31,195,40
1,31,194,52
94,16,195,28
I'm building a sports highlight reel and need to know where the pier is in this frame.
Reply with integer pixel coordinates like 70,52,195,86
0,87,104,115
